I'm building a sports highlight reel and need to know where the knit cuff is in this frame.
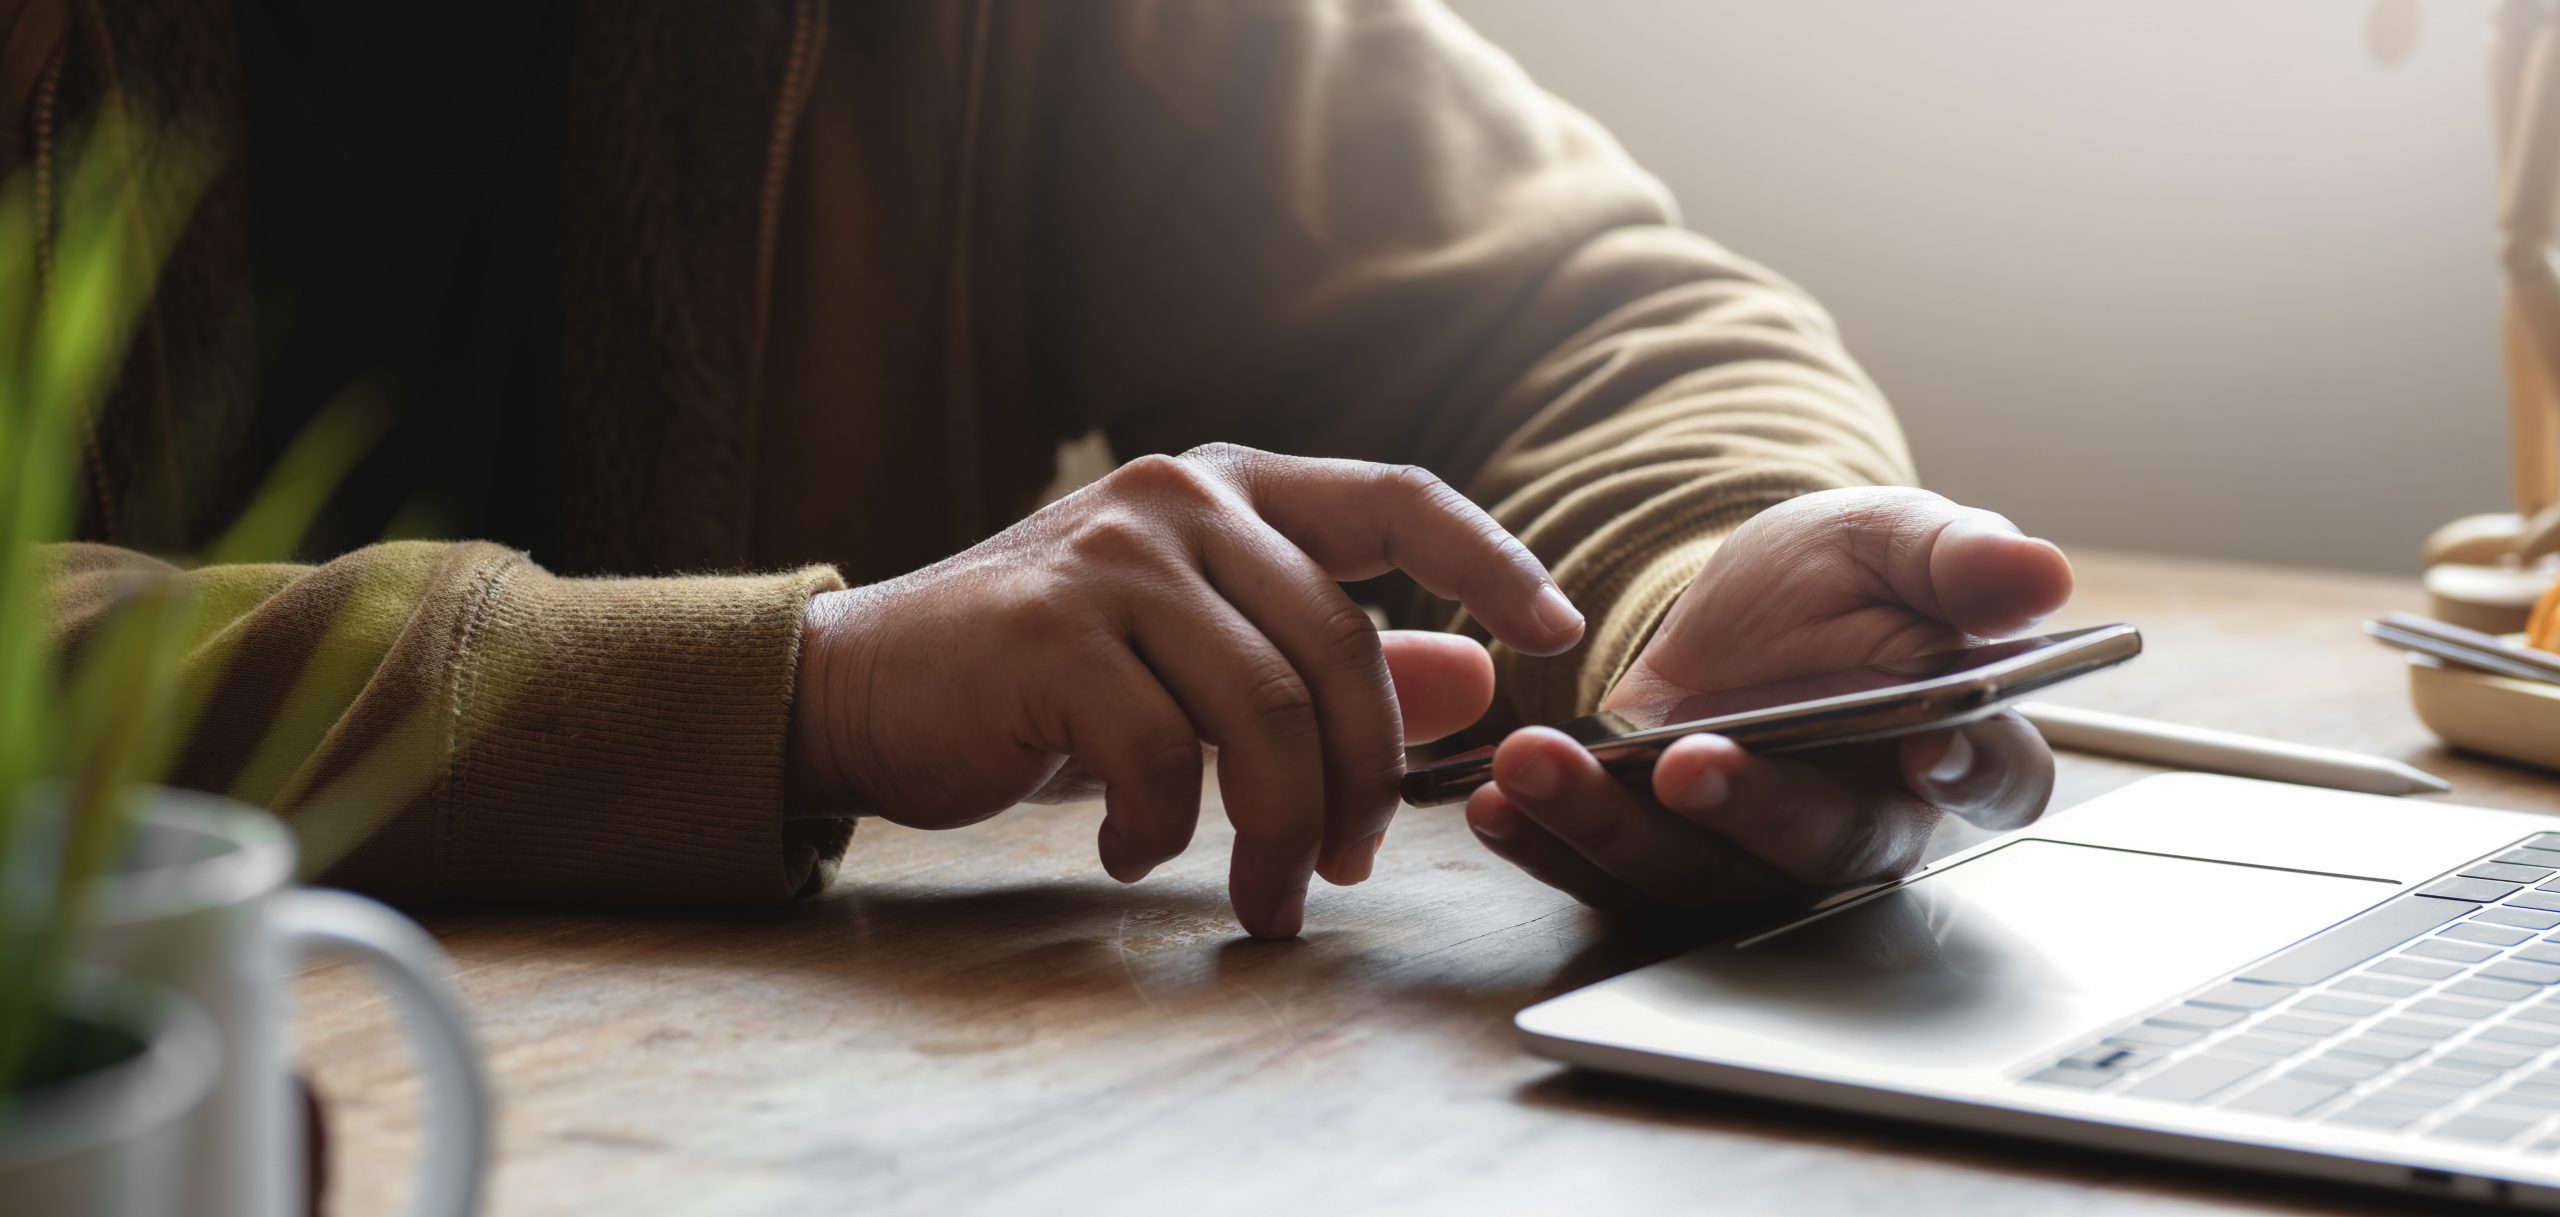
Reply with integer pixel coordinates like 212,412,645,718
439,557,851,903
1569,531,1722,715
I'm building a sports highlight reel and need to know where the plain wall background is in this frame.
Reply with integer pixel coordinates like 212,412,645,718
1449,0,2511,574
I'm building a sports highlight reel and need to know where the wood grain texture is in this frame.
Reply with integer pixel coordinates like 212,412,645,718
297,550,2529,1216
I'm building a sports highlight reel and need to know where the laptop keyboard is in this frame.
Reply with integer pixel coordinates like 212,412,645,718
2023,832,2560,1148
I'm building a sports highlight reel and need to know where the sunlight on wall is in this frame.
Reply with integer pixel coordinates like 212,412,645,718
1452,0,2505,573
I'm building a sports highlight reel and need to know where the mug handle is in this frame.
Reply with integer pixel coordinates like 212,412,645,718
277,889,491,1217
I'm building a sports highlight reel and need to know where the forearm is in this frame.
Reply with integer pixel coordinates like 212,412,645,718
46,540,849,902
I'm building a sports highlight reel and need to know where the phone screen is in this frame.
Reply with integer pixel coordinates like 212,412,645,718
1401,624,2139,806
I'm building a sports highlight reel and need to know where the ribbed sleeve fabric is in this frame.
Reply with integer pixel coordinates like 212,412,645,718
44,540,850,904
442,557,849,902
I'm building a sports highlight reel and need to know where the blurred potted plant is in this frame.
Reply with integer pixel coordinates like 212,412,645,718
0,106,232,1210
0,111,489,1216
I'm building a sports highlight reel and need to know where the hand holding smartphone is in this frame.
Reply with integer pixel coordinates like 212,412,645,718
1401,624,2141,806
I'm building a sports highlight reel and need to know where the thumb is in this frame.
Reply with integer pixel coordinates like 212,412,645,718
1922,509,2074,636
1816,489,2072,636
1379,629,1495,745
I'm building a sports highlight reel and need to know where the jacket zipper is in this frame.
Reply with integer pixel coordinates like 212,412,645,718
744,0,823,419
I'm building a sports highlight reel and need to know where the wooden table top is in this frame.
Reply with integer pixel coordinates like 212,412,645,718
298,549,2557,1217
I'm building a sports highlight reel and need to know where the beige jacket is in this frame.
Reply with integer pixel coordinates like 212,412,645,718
29,0,1913,904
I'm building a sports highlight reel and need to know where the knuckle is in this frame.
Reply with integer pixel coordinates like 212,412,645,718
1069,510,1165,566
1382,462,1458,511
1824,500,1905,543
1773,487,1919,546
1382,463,1532,568
1235,661,1318,734
1304,602,1405,773
1177,441,1268,475
1310,598,1385,667
1806,484,1939,519
1112,453,1222,506
1487,529,1542,582
1130,731,1204,788
1840,490,1955,553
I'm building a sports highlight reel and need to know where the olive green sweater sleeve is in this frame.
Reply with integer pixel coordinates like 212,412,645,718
44,540,848,903
1006,0,1915,727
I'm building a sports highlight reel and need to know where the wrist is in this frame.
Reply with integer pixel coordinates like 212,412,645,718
787,588,871,815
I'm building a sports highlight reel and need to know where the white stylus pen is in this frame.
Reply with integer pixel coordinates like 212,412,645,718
2015,701,2452,797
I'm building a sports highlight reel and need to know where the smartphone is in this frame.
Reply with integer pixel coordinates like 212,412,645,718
1399,623,2142,806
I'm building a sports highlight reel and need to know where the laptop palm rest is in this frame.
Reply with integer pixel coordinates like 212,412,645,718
1524,840,2394,1077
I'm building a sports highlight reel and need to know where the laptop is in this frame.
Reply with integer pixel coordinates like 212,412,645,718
1518,773,2560,1207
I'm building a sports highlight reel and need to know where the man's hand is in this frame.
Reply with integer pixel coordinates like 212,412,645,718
788,444,1584,938
1464,487,2075,925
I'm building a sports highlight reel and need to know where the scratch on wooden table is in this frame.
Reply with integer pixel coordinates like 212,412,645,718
299,555,2510,1217
1111,910,1169,1012
1232,980,1304,1051
1391,903,1577,974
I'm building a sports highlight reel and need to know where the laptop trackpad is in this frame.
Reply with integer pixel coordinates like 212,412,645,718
1551,840,2396,1075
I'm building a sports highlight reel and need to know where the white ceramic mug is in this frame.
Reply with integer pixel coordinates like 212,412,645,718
83,789,489,1217
0,985,220,1217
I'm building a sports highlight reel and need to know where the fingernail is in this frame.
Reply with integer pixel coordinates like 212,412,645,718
1926,731,1975,786
1532,584,1584,638
1471,810,1514,843
1505,752,1558,800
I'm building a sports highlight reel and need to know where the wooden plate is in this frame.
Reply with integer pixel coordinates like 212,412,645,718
2409,647,2560,773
